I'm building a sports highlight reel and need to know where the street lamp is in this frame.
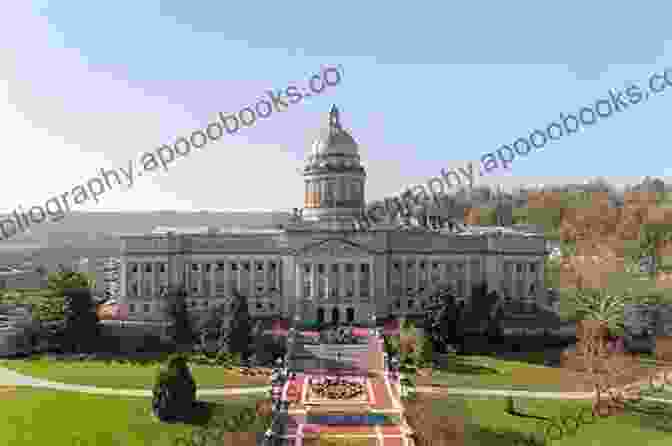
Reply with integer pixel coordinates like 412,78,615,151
390,357,399,382
369,312,378,337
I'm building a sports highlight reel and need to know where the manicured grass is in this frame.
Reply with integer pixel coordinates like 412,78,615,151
0,357,269,389
425,353,668,392
424,355,579,391
423,395,672,445
0,387,265,446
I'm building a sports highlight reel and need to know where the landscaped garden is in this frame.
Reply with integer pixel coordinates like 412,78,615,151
0,356,270,389
406,393,672,446
0,387,266,446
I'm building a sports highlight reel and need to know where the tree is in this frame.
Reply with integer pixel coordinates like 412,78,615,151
48,266,95,295
633,222,672,278
197,304,228,357
422,285,462,352
62,287,99,353
461,282,499,334
404,394,466,446
228,291,253,359
165,284,196,349
152,353,197,421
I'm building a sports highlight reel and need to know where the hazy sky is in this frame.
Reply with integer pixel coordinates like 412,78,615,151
2,1,672,213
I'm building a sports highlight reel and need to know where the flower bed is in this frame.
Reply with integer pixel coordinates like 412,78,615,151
309,377,366,400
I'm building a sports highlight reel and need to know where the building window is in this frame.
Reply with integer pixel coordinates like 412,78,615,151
318,264,325,274
191,264,199,271
256,262,263,271
143,304,150,313
304,265,311,274
346,264,354,273
270,262,276,270
216,262,225,270
516,263,523,273
257,303,263,309
160,263,166,273
190,301,196,307
202,301,208,308
361,264,369,273
231,263,238,271
130,263,138,273
419,262,425,270
395,300,400,309
205,264,211,272
332,264,338,273
129,304,135,313
408,299,414,309
529,263,537,273
257,286,264,294
243,262,250,271
393,262,400,271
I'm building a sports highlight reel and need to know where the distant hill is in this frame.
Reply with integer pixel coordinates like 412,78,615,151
0,211,292,270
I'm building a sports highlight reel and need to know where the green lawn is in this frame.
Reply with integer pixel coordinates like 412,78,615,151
424,355,579,392
0,387,265,446
425,395,672,445
426,352,669,392
0,358,269,389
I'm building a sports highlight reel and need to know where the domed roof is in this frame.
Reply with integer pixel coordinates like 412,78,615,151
311,105,359,157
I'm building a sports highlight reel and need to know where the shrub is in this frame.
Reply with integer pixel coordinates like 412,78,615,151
151,353,197,422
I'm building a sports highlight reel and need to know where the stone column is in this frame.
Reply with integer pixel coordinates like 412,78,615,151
400,257,407,296
323,262,329,300
311,263,318,299
354,262,360,297
339,263,346,297
237,261,242,295
138,262,144,297
465,257,471,301
153,262,159,297
296,263,302,299
369,259,374,298
210,262,216,298
250,258,256,298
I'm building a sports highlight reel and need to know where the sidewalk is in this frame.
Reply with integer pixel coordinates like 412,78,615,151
2,364,671,402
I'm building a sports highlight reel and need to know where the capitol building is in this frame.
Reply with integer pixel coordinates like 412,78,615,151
119,106,547,325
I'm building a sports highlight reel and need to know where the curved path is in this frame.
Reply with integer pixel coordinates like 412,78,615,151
1,364,672,402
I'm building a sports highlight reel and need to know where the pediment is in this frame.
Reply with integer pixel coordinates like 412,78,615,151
298,239,371,257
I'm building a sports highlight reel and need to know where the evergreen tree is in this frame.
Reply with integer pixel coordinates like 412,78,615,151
62,287,99,353
166,285,195,349
228,291,253,359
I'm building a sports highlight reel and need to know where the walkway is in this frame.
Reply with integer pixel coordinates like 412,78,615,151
1,364,671,402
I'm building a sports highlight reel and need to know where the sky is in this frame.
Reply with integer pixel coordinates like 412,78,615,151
2,1,672,214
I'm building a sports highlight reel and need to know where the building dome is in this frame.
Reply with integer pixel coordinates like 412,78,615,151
310,105,359,157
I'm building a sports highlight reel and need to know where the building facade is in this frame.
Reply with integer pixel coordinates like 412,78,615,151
0,267,43,290
72,257,122,300
119,106,547,324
